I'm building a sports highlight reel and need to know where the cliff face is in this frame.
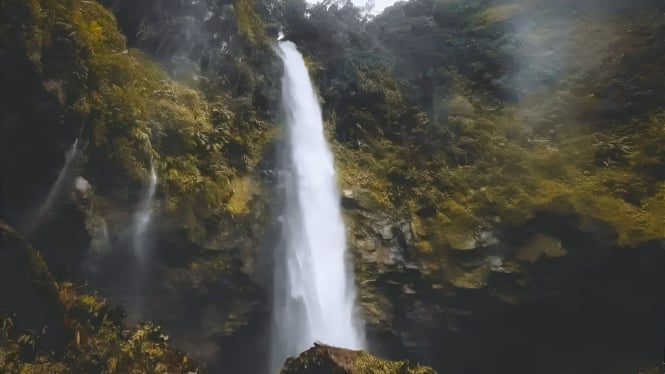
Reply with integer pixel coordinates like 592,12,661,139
1,0,664,373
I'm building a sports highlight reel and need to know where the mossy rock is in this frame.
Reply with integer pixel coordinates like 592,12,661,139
514,234,568,263
281,343,436,374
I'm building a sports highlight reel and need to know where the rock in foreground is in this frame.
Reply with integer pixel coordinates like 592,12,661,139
281,343,436,374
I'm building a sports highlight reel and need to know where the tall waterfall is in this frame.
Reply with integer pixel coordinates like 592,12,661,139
271,41,364,371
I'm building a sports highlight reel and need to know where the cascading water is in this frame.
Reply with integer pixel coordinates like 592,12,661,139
271,41,364,371
121,166,158,323
133,166,157,263
30,138,80,231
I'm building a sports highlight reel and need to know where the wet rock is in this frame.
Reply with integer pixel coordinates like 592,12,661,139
448,236,477,251
379,225,395,240
349,210,417,271
280,343,436,373
74,176,91,196
449,227,498,251
488,255,510,273
342,189,354,199
340,188,383,211
444,264,490,289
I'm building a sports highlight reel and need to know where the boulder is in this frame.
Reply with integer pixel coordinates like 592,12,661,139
341,188,384,211
280,343,437,374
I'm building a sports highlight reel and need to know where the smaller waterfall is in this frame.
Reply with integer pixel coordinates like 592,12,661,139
30,138,80,231
122,166,158,323
133,166,157,263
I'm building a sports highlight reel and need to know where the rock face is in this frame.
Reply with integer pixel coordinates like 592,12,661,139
345,208,665,373
280,343,436,374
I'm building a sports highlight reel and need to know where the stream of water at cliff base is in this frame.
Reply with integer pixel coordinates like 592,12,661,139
270,41,364,372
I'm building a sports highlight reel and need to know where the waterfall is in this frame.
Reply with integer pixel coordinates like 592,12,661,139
119,166,158,323
271,41,364,371
100,219,110,250
133,166,157,263
30,138,80,232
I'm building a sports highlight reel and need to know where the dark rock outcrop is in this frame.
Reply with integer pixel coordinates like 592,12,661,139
280,343,436,374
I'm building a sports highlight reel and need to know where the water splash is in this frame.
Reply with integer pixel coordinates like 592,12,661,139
271,41,364,371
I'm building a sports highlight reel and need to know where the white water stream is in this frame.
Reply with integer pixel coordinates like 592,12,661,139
29,138,80,232
133,166,157,263
270,41,364,371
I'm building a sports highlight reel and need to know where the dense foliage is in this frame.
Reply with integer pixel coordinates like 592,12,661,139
0,293,199,373
1,0,278,243
282,0,665,270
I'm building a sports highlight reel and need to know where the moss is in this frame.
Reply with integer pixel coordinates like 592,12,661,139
531,167,665,247
331,65,664,282
515,234,567,263
475,3,524,24
234,0,269,48
443,263,490,289
332,141,394,211
6,0,279,241
227,177,254,216
56,282,199,373
303,55,325,80
327,45,664,293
